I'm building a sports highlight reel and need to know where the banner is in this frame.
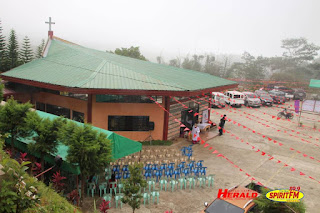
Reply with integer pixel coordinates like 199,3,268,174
294,100,300,114
202,110,209,123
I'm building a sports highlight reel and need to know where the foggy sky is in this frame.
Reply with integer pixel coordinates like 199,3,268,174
0,0,319,62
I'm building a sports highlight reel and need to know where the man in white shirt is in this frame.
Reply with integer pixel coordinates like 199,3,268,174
192,123,200,144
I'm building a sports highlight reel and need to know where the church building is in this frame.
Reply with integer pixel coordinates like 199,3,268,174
1,26,237,141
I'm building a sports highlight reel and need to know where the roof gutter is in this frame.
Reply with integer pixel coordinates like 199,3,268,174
1,75,238,97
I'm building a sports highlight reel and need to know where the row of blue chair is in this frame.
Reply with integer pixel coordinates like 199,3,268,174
144,166,207,181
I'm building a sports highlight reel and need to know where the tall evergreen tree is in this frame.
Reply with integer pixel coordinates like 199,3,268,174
6,29,20,69
20,36,33,64
36,39,45,58
0,20,6,71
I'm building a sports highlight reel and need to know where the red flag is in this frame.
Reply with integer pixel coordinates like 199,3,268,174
204,143,209,147
268,138,272,141
245,173,251,177
299,172,305,176
290,167,296,171
217,154,224,157
208,147,213,150
261,152,266,156
278,143,283,146
277,160,281,163
212,150,219,154
284,164,288,167
239,169,243,171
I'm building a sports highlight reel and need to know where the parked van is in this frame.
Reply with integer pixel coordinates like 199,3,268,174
224,91,245,107
211,92,226,108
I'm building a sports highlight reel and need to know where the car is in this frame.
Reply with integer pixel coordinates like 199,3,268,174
201,186,260,213
255,90,273,106
269,90,286,104
293,89,306,101
254,90,268,96
276,87,294,101
224,91,245,107
243,92,261,107
211,92,226,108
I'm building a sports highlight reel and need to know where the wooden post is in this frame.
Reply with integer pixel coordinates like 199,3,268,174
87,94,93,123
163,96,170,140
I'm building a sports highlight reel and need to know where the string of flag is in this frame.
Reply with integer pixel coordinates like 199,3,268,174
186,95,320,164
169,96,320,185
225,106,320,148
224,129,319,183
149,96,266,186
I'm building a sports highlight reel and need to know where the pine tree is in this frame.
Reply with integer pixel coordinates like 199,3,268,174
20,36,33,64
36,39,45,58
0,20,6,71
6,29,20,69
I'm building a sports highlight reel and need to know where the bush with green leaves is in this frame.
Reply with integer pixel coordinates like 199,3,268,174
253,188,306,213
121,163,147,213
0,158,39,213
59,122,112,206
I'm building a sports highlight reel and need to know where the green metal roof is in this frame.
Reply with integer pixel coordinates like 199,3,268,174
309,79,320,88
6,110,142,175
2,38,236,91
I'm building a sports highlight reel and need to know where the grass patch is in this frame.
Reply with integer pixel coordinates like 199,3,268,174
139,140,173,146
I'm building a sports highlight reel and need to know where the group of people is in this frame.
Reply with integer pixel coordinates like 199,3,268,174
191,114,227,144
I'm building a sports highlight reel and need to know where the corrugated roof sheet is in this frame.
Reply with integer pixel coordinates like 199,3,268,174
2,38,236,91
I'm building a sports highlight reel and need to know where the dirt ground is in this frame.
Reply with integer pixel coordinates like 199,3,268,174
85,101,320,213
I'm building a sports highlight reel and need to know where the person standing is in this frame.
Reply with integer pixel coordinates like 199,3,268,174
219,115,226,136
191,123,200,144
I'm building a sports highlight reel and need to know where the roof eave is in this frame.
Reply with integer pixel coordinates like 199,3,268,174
1,75,238,97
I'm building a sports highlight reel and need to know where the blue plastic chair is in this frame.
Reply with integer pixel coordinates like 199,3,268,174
168,162,175,170
144,171,152,180
182,168,190,177
174,168,181,179
186,151,193,160
122,165,129,172
178,162,186,170
144,164,152,171
193,167,200,177
196,160,204,168
165,169,173,178
187,144,193,151
123,172,130,179
200,167,207,176
113,165,120,173
115,172,122,180
188,161,195,169
160,163,167,171
155,169,162,182
180,147,187,156
152,164,158,171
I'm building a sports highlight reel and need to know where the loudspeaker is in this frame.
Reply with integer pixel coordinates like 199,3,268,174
148,122,155,131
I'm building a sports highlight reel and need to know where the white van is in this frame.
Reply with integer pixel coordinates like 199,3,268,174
211,92,226,108
224,91,245,107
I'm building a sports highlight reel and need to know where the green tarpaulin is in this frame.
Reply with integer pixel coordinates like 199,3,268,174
5,110,142,175
309,79,320,88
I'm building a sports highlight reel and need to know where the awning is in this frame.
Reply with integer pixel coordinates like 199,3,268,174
6,110,142,175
